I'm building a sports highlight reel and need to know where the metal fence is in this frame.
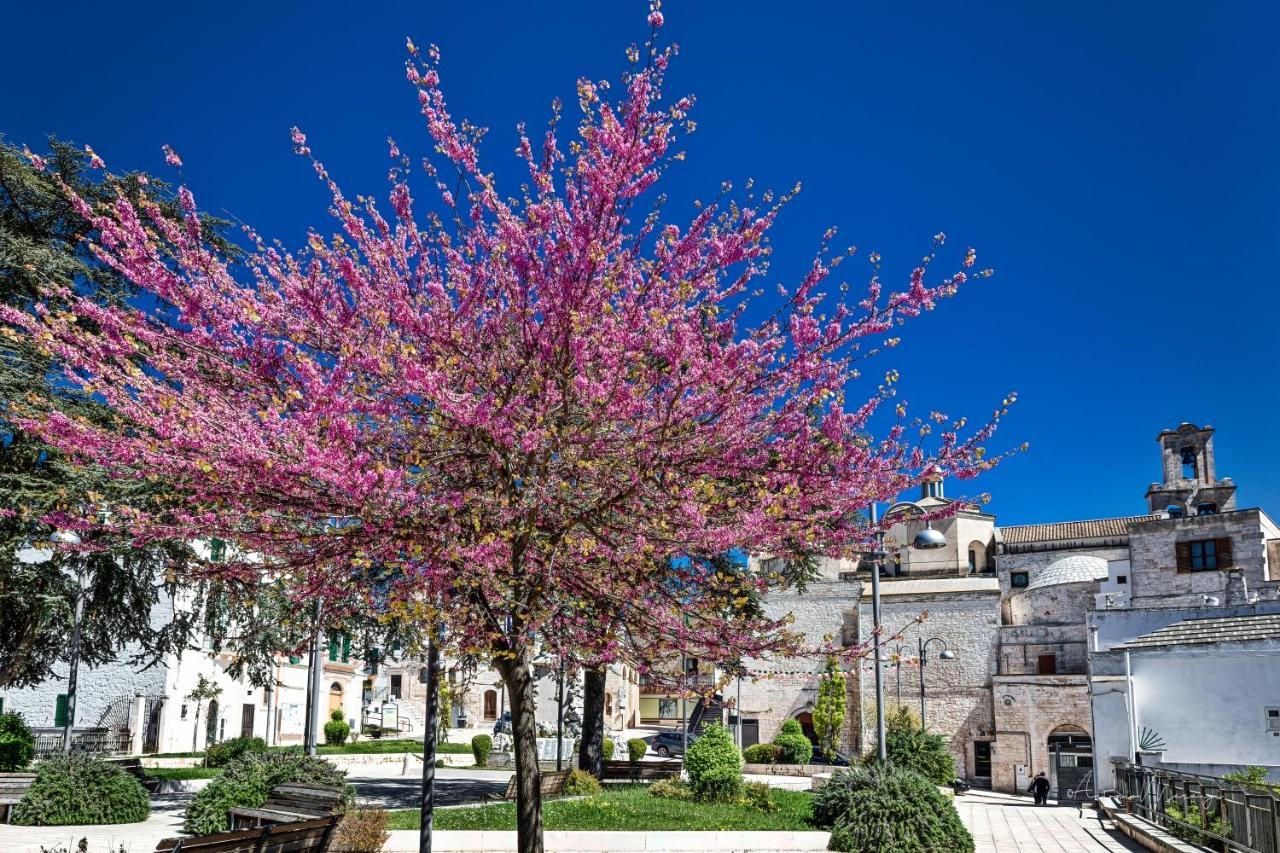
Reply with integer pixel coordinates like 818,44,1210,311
31,727,132,757
1114,763,1280,853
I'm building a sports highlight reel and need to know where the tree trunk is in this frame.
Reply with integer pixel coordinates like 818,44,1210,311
577,664,606,776
497,653,544,853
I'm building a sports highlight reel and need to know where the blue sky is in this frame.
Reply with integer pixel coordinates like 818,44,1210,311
3,1,1277,525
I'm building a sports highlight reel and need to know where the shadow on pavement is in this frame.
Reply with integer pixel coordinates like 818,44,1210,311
352,775,509,810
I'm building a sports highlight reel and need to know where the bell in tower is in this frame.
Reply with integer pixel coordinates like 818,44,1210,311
1145,423,1237,516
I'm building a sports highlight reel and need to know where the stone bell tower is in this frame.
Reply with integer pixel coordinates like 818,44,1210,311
1144,423,1237,515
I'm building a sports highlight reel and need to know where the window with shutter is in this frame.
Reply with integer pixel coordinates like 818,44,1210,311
289,655,301,665
328,632,339,662
54,693,68,727
1216,538,1233,568
1175,541,1192,573
209,538,226,563
341,633,351,663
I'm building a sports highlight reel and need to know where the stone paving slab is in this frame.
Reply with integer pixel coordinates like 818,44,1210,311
956,790,1148,853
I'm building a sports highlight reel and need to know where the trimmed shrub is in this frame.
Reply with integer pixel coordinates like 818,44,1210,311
12,753,149,826
884,706,955,785
564,768,602,796
601,739,615,762
684,722,742,803
814,763,973,853
627,738,648,763
184,750,350,835
743,743,782,765
205,735,267,768
773,732,813,765
471,734,492,767
332,807,391,853
0,711,35,771
648,776,693,801
779,718,804,737
324,709,351,746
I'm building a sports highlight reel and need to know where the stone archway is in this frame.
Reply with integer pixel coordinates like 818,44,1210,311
1047,725,1093,801
328,681,344,716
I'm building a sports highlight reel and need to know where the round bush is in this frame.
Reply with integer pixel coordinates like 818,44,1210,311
324,713,351,746
602,739,615,762
814,763,973,853
206,734,267,768
12,754,149,826
564,768,602,796
773,732,813,765
778,718,804,737
0,711,35,771
471,734,492,767
684,723,742,803
743,743,782,765
184,750,351,835
627,738,648,763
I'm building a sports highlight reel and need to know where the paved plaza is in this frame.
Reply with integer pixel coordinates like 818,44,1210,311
956,790,1146,853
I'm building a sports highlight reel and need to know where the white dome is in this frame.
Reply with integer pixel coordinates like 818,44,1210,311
1025,555,1109,591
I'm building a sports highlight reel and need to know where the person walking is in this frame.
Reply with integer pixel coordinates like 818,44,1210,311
1029,771,1051,806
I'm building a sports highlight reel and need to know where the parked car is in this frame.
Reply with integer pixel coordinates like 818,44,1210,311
651,730,697,757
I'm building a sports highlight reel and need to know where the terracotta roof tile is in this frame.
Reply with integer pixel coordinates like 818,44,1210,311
1000,514,1162,545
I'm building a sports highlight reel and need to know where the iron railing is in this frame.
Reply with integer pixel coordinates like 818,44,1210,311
32,727,132,757
1114,763,1280,853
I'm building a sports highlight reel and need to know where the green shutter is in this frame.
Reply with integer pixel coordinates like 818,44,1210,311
341,633,351,663
54,693,68,727
289,655,301,665
328,632,339,662
0,697,5,714
209,538,226,563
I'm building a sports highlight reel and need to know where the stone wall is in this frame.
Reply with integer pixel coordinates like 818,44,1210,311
1127,510,1280,607
856,581,1000,780
990,675,1091,795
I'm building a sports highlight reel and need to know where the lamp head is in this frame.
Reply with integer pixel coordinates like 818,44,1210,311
912,526,947,550
939,649,957,660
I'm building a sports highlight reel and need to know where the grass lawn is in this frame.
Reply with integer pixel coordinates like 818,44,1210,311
144,766,224,780
386,785,815,831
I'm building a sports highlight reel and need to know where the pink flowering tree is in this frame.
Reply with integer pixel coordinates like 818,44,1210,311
3,13,1013,851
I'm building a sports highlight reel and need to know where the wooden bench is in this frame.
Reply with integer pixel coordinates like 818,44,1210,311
109,757,162,794
227,782,345,829
0,773,36,823
493,769,572,801
156,814,339,853
599,759,681,783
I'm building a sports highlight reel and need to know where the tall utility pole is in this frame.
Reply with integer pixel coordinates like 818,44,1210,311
304,599,324,757
555,658,566,771
869,503,887,763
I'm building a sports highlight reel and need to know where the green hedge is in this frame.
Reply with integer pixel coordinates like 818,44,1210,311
206,735,267,768
471,735,492,767
743,743,782,765
184,751,350,835
0,712,35,771
814,763,973,853
324,709,351,746
627,738,648,763
884,707,955,785
12,754,149,826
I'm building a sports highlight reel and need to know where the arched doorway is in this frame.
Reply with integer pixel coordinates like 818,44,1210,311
1048,726,1093,801
328,681,344,716
794,711,818,748
205,699,219,748
483,689,498,721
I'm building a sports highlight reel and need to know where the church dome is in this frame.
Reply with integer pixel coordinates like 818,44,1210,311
1025,555,1109,591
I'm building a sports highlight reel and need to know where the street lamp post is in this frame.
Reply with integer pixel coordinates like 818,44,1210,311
52,529,85,754
917,637,956,729
865,499,947,761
